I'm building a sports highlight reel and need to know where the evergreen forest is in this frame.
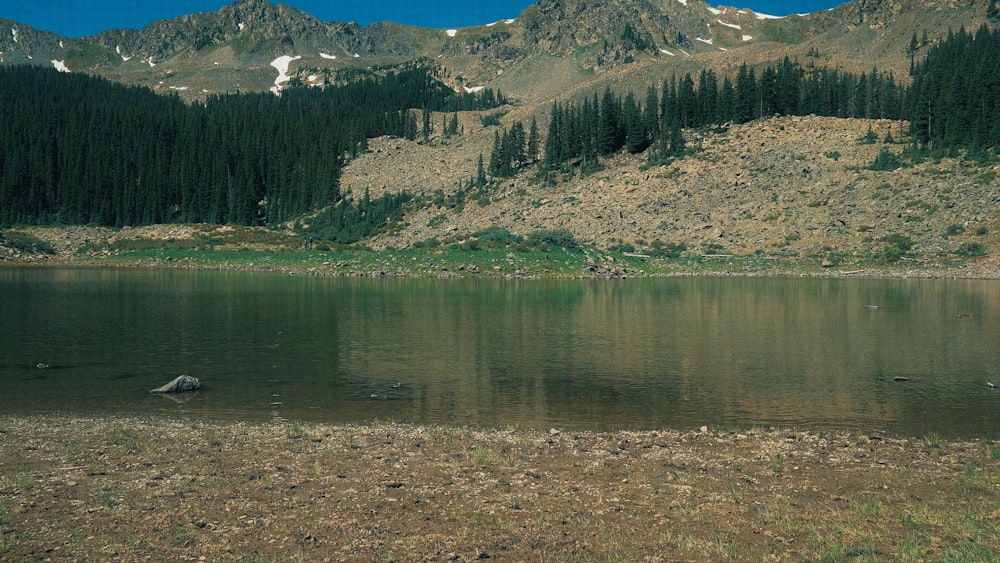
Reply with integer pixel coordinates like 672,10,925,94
537,56,906,175
0,62,504,228
1,25,998,233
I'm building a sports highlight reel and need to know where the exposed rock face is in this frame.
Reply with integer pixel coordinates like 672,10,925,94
150,375,202,394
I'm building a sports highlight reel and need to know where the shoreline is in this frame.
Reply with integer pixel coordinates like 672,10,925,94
4,247,1000,281
2,414,998,560
3,224,999,280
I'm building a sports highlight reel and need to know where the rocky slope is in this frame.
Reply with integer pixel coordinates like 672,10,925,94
345,114,998,265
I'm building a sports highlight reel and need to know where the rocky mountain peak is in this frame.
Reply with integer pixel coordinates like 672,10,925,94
0,0,993,100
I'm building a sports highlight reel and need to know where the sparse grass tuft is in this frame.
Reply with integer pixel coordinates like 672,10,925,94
104,426,141,453
286,422,306,439
923,431,941,450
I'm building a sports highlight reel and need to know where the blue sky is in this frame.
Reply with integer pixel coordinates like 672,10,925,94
2,0,845,38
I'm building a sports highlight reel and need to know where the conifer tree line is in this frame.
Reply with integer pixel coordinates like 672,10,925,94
0,63,503,227
532,56,907,174
907,25,1000,151
503,27,999,178
488,119,540,178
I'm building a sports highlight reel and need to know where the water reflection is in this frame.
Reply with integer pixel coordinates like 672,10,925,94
1,267,997,437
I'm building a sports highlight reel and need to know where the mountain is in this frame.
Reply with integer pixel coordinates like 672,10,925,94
1,0,994,102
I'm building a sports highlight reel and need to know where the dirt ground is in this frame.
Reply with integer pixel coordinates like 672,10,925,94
1,415,998,561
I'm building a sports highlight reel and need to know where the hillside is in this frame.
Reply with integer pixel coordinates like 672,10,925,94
6,113,998,278
344,114,998,266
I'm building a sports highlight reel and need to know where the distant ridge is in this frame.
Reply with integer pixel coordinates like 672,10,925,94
1,0,994,102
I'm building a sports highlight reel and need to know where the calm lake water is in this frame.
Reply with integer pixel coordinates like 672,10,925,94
1,267,998,437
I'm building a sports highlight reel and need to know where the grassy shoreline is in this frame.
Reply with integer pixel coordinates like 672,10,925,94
2,415,998,561
8,244,1000,281
3,223,999,279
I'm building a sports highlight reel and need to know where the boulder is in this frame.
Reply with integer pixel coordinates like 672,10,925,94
150,375,201,394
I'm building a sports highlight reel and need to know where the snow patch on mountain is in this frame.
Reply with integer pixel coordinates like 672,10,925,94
269,55,302,95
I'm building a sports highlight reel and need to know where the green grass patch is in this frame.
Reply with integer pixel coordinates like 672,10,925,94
1,230,58,254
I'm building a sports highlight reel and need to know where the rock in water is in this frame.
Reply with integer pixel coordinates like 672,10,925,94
150,375,201,394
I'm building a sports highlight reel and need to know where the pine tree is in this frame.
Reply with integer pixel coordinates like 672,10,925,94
476,153,487,189
735,64,757,123
677,74,697,128
697,69,719,126
527,117,540,163
643,85,660,141
489,129,503,176
543,103,562,170
421,107,432,142
597,87,621,155
623,91,646,154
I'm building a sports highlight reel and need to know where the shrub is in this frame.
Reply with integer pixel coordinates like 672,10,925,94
944,224,966,237
458,239,481,251
859,126,879,144
526,229,579,251
956,242,987,257
478,111,507,127
649,241,687,258
884,246,904,262
868,148,904,171
474,227,523,248
881,233,914,252
410,237,441,249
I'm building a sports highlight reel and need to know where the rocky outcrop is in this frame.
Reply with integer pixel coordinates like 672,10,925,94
150,375,202,394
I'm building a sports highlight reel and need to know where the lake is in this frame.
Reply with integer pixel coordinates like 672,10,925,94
1,267,997,438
